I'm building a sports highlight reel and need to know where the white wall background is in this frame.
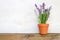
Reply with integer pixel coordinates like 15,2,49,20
0,0,60,33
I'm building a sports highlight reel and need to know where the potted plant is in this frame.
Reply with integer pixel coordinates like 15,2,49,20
35,3,51,34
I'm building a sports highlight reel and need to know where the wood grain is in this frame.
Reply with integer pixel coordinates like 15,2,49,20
0,33,60,40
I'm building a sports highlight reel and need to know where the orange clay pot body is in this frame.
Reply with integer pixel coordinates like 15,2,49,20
38,24,49,35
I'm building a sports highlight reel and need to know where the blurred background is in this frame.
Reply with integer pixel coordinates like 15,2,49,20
0,0,60,33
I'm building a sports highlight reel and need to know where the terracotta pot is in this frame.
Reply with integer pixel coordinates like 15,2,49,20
38,24,49,35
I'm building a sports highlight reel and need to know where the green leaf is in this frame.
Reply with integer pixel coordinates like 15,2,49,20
38,12,49,24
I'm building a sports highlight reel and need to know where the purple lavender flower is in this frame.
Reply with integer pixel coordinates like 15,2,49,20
39,3,46,13
35,3,51,15
42,3,45,9
35,4,42,14
44,9,48,12
35,4,37,8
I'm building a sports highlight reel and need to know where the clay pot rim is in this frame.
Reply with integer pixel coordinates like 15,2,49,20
38,24,49,25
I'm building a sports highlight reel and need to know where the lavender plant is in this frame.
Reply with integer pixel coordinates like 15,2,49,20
35,3,51,24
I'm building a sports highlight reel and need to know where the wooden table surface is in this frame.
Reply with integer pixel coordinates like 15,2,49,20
0,33,60,40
